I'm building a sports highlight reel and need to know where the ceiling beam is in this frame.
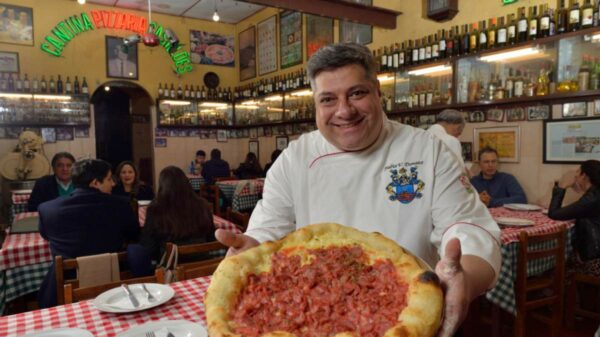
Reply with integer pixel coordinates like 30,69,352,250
236,0,401,29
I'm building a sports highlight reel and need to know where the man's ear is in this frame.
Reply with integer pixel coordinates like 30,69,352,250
88,179,99,189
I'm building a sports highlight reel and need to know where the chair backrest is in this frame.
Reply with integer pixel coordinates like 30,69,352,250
175,257,223,280
165,240,227,262
200,185,220,215
515,225,566,308
63,269,164,304
226,207,250,232
214,176,238,182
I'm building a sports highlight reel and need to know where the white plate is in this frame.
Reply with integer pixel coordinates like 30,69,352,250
12,189,32,194
115,320,207,337
93,283,174,313
494,217,535,227
504,203,543,211
22,328,94,337
137,200,152,206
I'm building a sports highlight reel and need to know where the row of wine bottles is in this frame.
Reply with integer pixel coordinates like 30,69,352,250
0,73,89,95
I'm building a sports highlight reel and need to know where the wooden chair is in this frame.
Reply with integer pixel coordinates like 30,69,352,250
200,184,221,215
513,225,566,337
165,241,226,281
176,258,222,280
55,253,165,305
566,273,600,327
215,176,238,182
226,207,250,232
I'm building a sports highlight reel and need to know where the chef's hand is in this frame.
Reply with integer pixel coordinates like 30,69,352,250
435,238,469,337
215,229,259,256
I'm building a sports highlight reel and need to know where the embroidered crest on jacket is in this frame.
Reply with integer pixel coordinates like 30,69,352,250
386,166,425,204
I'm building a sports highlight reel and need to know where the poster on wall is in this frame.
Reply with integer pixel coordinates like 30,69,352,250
306,15,333,59
106,36,138,80
257,15,277,75
239,26,256,81
0,4,33,46
474,126,520,163
0,51,18,72
543,118,600,163
189,30,234,67
279,11,302,69
339,0,372,45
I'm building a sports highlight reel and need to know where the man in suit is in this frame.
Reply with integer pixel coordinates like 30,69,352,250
201,148,231,184
28,152,76,211
37,159,140,308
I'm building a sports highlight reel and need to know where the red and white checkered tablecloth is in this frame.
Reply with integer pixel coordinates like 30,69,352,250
217,179,264,197
490,207,575,244
3,211,240,272
0,276,211,337
11,193,31,205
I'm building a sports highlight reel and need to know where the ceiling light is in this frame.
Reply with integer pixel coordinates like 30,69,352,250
479,47,541,62
77,0,86,4
212,0,220,22
407,65,452,76
104,86,110,92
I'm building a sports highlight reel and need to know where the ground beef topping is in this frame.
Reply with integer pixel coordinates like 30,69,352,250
231,245,408,337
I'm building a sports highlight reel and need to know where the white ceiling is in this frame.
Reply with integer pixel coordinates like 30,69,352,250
86,0,265,24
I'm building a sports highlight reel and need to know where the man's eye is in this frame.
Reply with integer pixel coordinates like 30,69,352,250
349,90,368,98
320,97,334,104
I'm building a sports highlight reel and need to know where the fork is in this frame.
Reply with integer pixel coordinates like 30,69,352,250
145,332,156,337
141,284,157,302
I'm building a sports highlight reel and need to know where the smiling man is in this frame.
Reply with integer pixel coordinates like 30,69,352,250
216,43,501,337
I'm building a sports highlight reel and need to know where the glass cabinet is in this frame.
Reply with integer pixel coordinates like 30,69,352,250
394,62,453,110
284,89,315,121
0,93,90,125
378,73,396,113
158,99,233,126
235,94,284,125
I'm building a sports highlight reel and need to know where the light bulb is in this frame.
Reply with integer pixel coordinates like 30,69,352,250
104,86,110,92
77,0,86,4
212,10,220,22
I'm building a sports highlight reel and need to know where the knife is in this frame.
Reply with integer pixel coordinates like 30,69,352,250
121,284,140,308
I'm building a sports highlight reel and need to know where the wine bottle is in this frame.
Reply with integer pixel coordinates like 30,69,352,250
56,75,63,94
569,1,581,31
497,17,507,47
40,75,47,93
529,6,538,40
461,24,470,54
432,33,440,60
438,30,446,59
49,75,56,93
23,74,30,92
65,76,72,94
540,5,551,37
81,77,88,94
488,18,497,49
74,76,80,94
558,0,568,33
479,20,488,51
507,14,517,44
469,23,478,53
582,0,594,28
517,7,529,42
15,74,22,92
158,83,163,98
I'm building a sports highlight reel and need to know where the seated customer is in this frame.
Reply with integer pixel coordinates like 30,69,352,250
189,150,206,175
263,149,282,176
202,149,230,184
28,152,75,211
139,166,215,264
234,152,263,179
470,147,527,207
112,161,154,201
548,160,600,275
37,159,140,308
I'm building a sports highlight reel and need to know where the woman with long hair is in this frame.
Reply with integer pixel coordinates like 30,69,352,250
234,152,263,179
112,161,154,200
139,166,215,261
548,160,600,275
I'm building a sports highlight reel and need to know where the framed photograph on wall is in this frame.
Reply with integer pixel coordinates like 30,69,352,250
527,105,550,120
543,117,600,163
486,108,504,122
306,14,333,59
279,11,302,69
505,107,526,122
257,15,277,75
239,26,256,81
0,51,18,72
338,0,372,45
249,128,257,139
154,138,167,147
106,36,138,80
249,140,259,158
562,102,588,118
594,99,600,116
189,30,234,67
469,110,486,123
474,126,521,163
0,4,33,46
276,135,289,150
217,129,228,142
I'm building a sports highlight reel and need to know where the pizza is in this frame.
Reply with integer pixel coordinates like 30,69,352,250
205,223,443,337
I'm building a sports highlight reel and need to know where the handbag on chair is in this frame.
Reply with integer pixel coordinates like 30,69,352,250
158,244,178,284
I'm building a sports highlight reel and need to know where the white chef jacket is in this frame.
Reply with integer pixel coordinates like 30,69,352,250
427,124,465,169
247,117,501,282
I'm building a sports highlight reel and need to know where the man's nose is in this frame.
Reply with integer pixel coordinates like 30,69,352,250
335,97,355,118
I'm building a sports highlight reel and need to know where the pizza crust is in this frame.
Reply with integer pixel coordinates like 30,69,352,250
205,223,443,337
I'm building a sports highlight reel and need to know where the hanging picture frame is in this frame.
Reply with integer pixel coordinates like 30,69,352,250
239,26,256,81
279,11,302,69
0,51,19,73
306,14,333,59
543,117,600,163
338,0,373,45
189,30,234,67
217,129,228,142
249,140,259,158
0,4,33,46
474,126,520,163
106,36,138,80
257,15,277,75
276,135,289,150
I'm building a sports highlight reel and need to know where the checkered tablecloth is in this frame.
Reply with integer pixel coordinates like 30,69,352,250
0,230,51,272
0,261,51,315
186,174,205,191
11,193,31,205
486,207,575,314
0,276,211,337
137,207,239,234
216,179,264,212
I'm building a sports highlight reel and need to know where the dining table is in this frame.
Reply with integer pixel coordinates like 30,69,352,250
0,276,212,337
486,206,575,314
215,178,264,212
9,190,31,224
0,209,240,316
186,174,205,191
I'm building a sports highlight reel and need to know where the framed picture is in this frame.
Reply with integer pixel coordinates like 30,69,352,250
280,11,302,69
154,138,167,147
249,140,259,158
562,102,588,118
0,4,33,46
106,36,138,80
189,30,234,67
306,14,333,59
56,127,74,141
238,26,256,81
339,1,373,45
461,142,473,162
474,126,520,163
41,128,55,143
543,117,600,163
264,126,272,137
276,135,289,150
0,51,18,72
594,99,600,116
527,105,550,121
469,110,486,123
506,107,526,122
217,129,228,142
154,128,168,137
249,128,257,139
257,15,277,75
486,108,504,122
74,127,89,138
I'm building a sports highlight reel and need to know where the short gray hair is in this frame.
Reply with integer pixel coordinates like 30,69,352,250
436,109,465,125
306,43,377,90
